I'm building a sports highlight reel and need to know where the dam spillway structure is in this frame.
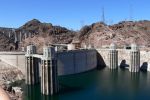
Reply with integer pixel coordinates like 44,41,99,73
25,45,39,85
41,46,59,95
129,44,140,72
108,43,118,69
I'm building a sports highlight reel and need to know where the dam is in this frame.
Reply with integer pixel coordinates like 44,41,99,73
25,44,97,95
1,43,150,96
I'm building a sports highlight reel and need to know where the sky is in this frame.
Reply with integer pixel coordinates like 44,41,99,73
0,0,150,30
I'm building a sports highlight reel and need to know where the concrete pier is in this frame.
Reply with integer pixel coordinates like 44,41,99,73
41,46,59,95
25,45,39,85
129,44,140,72
108,43,118,69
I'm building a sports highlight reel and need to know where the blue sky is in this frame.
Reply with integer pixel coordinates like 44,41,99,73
0,0,150,30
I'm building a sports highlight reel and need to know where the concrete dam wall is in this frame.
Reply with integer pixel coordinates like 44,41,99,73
2,48,150,75
57,49,97,75
97,49,150,71
0,52,26,74
0,49,97,76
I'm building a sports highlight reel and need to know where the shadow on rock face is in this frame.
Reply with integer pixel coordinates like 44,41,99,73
140,62,148,72
96,51,106,70
120,60,129,69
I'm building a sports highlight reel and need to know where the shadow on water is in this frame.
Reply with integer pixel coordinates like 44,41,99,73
59,83,84,94
22,70,98,100
58,70,98,94
23,85,59,100
23,85,40,100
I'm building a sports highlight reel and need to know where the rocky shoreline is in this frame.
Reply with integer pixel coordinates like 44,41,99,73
1,80,24,100
0,67,24,100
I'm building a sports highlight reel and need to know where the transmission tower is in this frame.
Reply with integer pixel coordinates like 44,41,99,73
129,4,133,21
101,7,105,23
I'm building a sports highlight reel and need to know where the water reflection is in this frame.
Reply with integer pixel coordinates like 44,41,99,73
24,85,40,100
23,68,150,100
41,95,59,100
23,85,59,100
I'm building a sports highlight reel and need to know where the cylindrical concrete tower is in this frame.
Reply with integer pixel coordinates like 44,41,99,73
20,32,22,42
41,46,59,95
26,45,36,55
108,43,118,69
25,45,39,85
129,43,140,72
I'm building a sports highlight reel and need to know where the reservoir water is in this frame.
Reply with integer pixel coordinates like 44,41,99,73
23,68,150,100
